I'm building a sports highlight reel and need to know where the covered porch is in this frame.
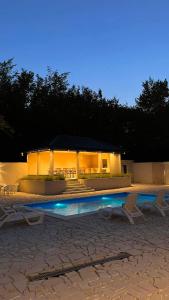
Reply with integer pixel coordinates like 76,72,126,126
27,150,121,179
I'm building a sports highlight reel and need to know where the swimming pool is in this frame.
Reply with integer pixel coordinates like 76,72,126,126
25,192,167,218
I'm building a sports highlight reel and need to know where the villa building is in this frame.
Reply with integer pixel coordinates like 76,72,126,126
0,136,132,195
27,135,122,179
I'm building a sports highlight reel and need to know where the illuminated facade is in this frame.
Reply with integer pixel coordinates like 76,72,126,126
27,135,122,179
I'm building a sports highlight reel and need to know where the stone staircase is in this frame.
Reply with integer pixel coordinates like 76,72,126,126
63,179,95,194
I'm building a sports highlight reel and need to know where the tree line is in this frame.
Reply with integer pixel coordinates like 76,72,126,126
0,59,169,162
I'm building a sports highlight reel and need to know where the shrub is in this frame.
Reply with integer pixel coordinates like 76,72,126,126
79,173,130,179
22,174,65,181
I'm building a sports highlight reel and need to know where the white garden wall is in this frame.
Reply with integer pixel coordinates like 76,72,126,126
0,162,27,185
133,163,153,184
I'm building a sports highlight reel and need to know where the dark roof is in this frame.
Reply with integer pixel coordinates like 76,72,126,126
39,135,120,153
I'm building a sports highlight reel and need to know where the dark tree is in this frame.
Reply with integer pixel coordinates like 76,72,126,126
1,58,169,162
136,78,169,113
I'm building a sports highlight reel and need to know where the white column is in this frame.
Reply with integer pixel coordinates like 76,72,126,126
98,152,102,173
109,153,114,175
76,151,80,179
109,153,121,175
117,154,122,175
49,150,54,175
37,152,40,175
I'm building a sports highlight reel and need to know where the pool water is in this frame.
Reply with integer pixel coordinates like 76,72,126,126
26,192,168,217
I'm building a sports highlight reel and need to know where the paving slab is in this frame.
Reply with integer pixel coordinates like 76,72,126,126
1,184,169,298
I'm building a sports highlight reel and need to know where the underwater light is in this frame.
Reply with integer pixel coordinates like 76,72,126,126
101,197,110,200
54,203,66,208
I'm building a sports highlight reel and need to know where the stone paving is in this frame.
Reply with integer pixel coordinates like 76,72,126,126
1,185,169,299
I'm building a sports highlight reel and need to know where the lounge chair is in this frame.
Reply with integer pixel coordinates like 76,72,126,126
2,184,18,195
99,193,144,224
0,185,4,194
139,191,169,217
0,205,44,228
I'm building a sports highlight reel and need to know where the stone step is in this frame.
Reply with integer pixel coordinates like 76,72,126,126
66,183,80,185
64,187,94,191
66,182,84,185
64,180,95,194
66,187,91,192
66,184,86,188
63,189,95,194
66,180,78,183
66,183,86,186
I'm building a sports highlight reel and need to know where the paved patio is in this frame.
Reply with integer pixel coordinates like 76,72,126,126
1,184,169,299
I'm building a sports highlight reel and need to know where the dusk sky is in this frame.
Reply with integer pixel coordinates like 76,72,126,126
1,0,169,104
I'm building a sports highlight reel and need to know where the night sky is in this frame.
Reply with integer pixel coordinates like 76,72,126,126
1,0,169,104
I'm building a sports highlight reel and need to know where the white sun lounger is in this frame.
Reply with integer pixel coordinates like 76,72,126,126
1,184,18,195
139,191,169,217
0,205,44,228
0,184,7,195
155,191,169,216
99,193,144,224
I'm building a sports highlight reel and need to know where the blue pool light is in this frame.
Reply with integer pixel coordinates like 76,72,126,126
101,197,111,200
54,203,67,208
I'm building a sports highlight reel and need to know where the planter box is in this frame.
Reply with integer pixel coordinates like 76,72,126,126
79,176,131,190
19,179,66,195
